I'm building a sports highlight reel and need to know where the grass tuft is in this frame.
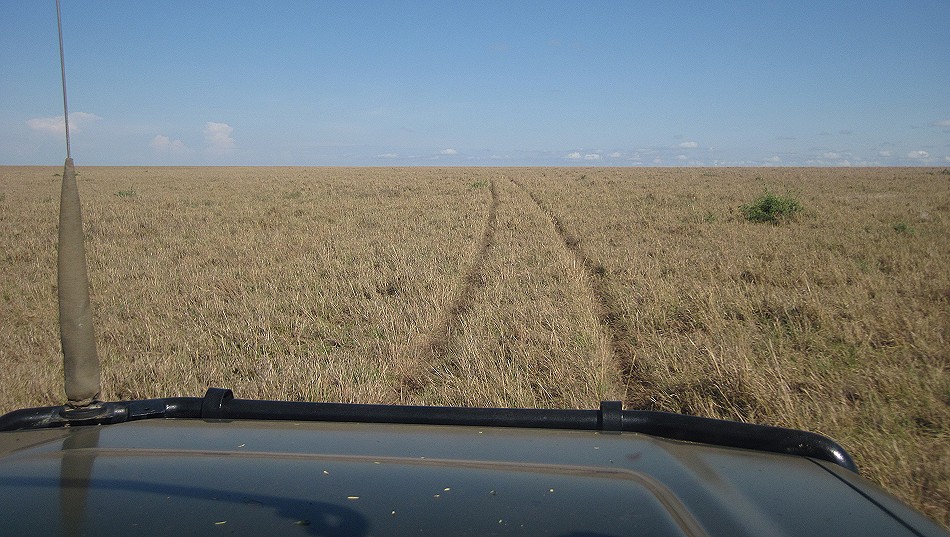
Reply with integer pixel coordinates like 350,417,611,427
892,221,915,235
740,190,802,224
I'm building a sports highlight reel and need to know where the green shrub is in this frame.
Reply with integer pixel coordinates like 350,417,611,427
892,222,914,235
116,181,136,197
740,190,802,224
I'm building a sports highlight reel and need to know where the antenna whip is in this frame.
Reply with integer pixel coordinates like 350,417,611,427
56,0,71,158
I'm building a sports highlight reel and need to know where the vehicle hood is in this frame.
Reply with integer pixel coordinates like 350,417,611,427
0,418,943,536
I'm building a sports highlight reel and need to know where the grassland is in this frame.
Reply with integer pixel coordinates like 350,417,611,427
1,165,948,525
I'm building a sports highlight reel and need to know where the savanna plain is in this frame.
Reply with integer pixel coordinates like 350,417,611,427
1,165,948,526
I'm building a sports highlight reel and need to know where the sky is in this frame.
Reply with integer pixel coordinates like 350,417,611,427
1,1,948,166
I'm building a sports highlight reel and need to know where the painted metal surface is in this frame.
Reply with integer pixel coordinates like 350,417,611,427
0,419,945,536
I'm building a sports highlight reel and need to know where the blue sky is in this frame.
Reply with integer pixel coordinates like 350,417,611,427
2,1,948,166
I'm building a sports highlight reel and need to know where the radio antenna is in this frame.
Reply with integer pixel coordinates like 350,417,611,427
56,0,71,159
55,0,102,409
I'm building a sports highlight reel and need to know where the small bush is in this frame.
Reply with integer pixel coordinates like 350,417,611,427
892,222,914,235
116,181,136,198
740,190,802,224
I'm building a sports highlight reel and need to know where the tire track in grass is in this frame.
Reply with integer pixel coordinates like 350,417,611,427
510,177,657,409
402,179,498,392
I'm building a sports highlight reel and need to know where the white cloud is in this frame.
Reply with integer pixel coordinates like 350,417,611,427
765,156,781,163
27,117,66,135
822,152,841,160
677,141,698,149
931,119,950,128
150,134,189,154
26,112,101,135
150,135,170,149
203,122,235,154
439,148,457,155
675,154,688,161
375,153,399,159
878,150,892,157
608,152,622,158
907,150,929,160
565,151,601,160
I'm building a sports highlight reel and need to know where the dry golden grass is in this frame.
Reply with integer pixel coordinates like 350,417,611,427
1,165,947,526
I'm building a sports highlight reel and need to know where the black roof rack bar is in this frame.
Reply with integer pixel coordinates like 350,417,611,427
0,387,857,473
